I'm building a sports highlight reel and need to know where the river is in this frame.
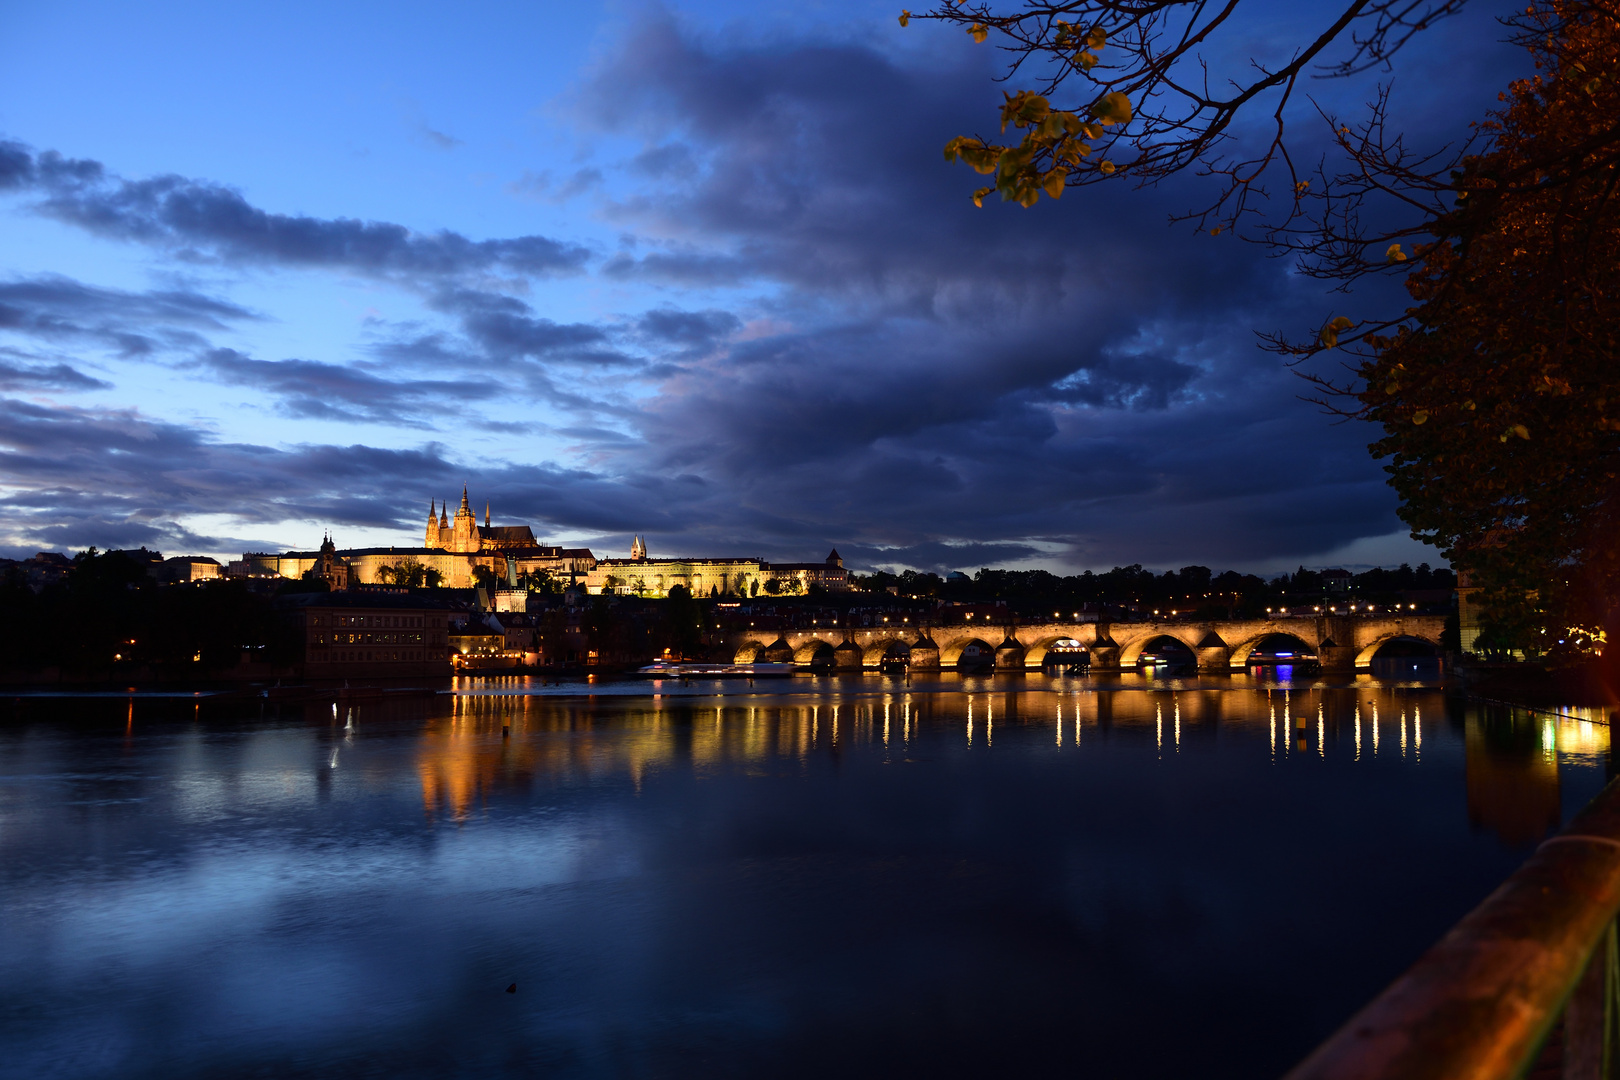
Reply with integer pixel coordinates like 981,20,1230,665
0,672,1608,1078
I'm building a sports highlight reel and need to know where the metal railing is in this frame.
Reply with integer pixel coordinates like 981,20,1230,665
1285,777,1620,1079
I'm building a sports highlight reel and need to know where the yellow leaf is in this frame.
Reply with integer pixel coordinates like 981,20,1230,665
970,22,987,43
1513,424,1530,439
1210,226,1221,236
898,10,909,26
1320,315,1354,348
1042,168,1067,199
1464,399,1476,410
1098,160,1116,175
1093,92,1132,126
1386,243,1407,263
1086,26,1106,49
1413,411,1429,425
971,186,992,208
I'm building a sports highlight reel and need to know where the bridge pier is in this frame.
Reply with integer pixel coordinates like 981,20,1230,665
1089,642,1121,671
1196,646,1232,672
833,640,864,670
995,636,1026,671
910,636,940,669
1316,617,1359,672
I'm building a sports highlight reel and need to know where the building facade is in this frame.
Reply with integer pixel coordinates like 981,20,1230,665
279,592,455,676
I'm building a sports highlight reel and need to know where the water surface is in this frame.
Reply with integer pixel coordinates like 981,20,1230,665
0,674,1609,1078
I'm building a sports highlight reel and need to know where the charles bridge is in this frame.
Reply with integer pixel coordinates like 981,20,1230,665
715,613,1447,672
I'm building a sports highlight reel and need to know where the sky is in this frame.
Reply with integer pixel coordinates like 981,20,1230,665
0,0,1526,575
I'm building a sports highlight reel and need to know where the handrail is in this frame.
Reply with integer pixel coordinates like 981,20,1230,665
1285,777,1620,1080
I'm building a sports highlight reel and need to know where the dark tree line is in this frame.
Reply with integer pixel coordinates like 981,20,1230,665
0,549,291,676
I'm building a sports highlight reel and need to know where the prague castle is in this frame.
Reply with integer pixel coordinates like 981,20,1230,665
236,490,849,596
237,489,594,589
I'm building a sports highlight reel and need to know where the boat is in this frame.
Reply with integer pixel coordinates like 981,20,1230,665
635,661,796,679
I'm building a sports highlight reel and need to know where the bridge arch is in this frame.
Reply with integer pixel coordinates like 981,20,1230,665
732,639,770,663
946,637,997,671
1356,633,1443,670
1024,635,1088,668
1118,631,1202,667
1232,631,1318,668
792,638,837,665
864,639,911,667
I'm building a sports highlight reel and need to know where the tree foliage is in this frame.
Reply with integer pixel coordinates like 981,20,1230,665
1298,2,1620,647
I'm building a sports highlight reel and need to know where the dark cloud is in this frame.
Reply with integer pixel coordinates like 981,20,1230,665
0,348,111,392
0,139,589,281
628,142,697,180
0,275,255,357
541,16,1462,569
635,308,741,348
198,348,496,427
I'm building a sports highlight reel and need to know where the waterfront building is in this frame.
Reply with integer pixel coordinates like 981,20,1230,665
278,591,455,676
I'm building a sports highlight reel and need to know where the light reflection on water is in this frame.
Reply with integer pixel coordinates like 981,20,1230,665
0,674,1611,1079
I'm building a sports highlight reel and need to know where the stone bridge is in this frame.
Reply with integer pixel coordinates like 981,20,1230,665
713,614,1447,673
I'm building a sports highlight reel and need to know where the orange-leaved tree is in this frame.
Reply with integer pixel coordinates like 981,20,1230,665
1316,3,1620,656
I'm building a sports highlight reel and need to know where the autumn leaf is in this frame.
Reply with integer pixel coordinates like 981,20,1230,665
1386,243,1408,263
898,10,910,26
969,22,987,43
1093,92,1132,126
1320,315,1355,348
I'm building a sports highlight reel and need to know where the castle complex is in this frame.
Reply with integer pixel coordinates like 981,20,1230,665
235,491,850,597
237,488,593,589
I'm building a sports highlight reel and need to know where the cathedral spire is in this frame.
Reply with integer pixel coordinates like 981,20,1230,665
459,485,471,516
484,502,490,529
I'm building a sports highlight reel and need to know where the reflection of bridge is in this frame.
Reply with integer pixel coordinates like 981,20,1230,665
715,614,1447,673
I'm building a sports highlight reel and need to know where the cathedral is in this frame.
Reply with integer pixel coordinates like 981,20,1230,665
423,489,544,555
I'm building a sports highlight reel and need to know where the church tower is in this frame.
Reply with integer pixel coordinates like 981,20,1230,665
631,535,647,561
425,500,440,548
449,486,481,553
